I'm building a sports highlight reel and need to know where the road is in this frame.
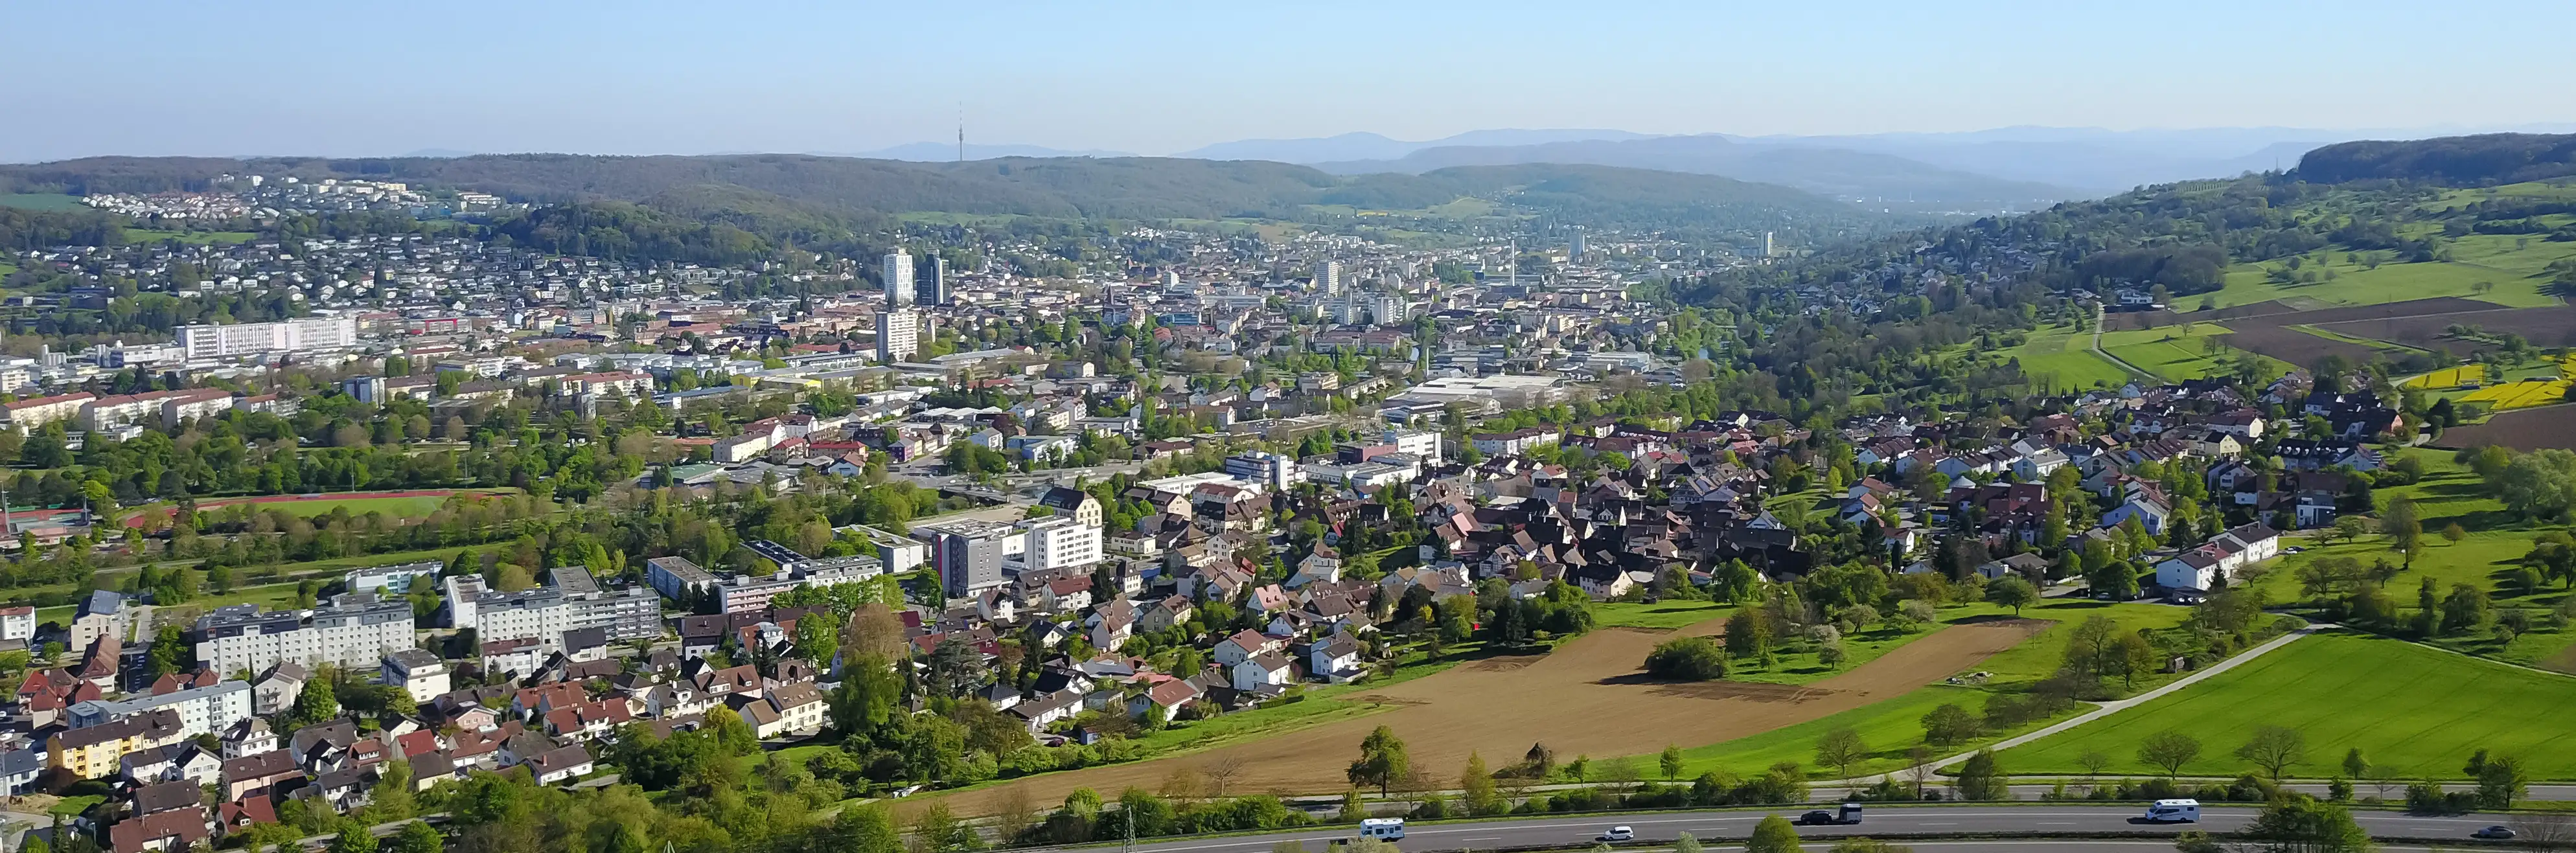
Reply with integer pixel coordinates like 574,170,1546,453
1021,806,2533,853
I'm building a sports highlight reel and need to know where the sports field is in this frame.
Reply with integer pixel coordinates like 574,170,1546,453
1995,632,2576,780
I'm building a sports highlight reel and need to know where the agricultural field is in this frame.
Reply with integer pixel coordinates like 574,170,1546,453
1994,632,2576,780
2404,363,2489,390
2439,404,2576,451
2461,378,2574,411
1999,323,2135,391
934,609,2041,815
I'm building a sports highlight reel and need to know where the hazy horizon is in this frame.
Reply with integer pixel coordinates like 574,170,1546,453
8,0,2573,163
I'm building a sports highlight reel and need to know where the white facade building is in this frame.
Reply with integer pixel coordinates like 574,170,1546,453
190,595,414,677
883,249,915,308
1018,516,1103,574
178,317,359,360
877,310,921,364
67,681,253,741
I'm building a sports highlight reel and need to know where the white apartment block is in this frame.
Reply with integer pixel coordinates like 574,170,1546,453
883,249,915,308
1018,516,1103,574
67,681,253,741
466,588,575,653
877,310,920,364
190,595,414,677
179,316,359,360
0,606,34,644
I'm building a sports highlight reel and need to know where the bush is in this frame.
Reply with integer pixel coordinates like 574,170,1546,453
1643,637,1729,680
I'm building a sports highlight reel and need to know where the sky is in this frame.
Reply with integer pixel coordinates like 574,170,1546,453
8,0,2573,163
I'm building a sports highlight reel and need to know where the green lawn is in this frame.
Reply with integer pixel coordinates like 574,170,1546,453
0,193,85,211
1654,684,2019,782
1609,597,2198,782
2097,323,2290,383
2000,323,2137,392
2246,448,2576,667
236,494,461,518
1995,632,2576,780
124,227,257,245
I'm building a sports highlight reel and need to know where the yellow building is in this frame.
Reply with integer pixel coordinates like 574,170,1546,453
49,709,183,779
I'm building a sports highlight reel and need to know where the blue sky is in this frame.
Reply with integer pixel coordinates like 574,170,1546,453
7,0,2571,161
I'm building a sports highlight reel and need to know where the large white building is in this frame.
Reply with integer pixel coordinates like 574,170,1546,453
883,249,915,308
190,595,414,677
67,681,253,740
1017,516,1103,574
877,310,921,364
178,317,359,360
1313,259,1342,293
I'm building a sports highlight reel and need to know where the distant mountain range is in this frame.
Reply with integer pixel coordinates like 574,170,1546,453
847,142,1135,161
1176,129,1652,164
1307,135,2073,209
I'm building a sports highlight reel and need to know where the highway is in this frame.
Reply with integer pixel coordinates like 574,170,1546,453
1023,806,2535,853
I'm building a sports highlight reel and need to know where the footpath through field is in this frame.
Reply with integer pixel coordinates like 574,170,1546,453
1834,622,2329,786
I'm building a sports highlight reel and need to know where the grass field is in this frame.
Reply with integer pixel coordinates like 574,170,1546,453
244,494,461,518
2000,323,2137,391
1995,632,2576,780
2244,448,2576,666
2096,324,2289,383
0,193,85,211
2177,180,2576,313
1623,597,2198,782
123,227,258,245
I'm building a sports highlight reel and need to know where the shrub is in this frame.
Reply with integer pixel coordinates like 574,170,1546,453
1643,637,1729,680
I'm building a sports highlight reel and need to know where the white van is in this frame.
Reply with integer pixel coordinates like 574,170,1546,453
1360,819,1406,840
2143,799,2200,823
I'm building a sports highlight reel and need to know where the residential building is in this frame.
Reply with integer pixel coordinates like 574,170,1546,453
383,650,450,703
1018,516,1103,574
179,316,359,360
68,681,253,741
190,595,415,677
883,249,915,308
877,309,920,363
925,519,1015,598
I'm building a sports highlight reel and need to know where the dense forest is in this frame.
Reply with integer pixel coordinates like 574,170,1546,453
2294,133,2576,186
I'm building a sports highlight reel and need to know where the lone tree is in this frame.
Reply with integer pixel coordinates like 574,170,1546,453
1348,725,1409,797
2236,725,2307,782
2138,729,2202,781
1745,815,1804,853
1661,744,1686,782
1815,727,1869,782
1985,576,2038,616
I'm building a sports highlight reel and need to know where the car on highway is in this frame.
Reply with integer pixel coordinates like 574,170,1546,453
2141,799,2200,823
1359,819,1405,841
2473,826,2517,840
1597,826,1635,842
1798,803,1865,825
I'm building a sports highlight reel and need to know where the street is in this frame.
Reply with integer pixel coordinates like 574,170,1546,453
1015,805,2537,853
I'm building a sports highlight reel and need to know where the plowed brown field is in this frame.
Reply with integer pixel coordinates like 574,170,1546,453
930,619,2044,815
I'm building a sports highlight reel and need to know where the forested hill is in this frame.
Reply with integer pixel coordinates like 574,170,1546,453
0,154,1882,233
2293,133,2576,185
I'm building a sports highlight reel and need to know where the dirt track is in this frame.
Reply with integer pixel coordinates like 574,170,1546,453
934,618,2043,815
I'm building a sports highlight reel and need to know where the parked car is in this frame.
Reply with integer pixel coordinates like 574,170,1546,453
2473,826,2517,840
1597,826,1635,842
